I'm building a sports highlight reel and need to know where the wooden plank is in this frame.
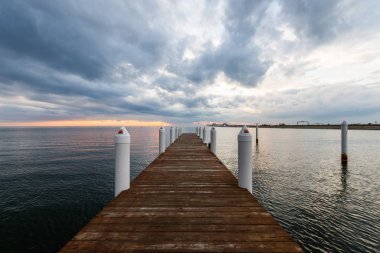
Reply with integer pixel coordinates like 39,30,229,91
59,133,303,253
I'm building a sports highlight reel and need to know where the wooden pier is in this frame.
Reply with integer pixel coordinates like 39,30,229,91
60,133,303,252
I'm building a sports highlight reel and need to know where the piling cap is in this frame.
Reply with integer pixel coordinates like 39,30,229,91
342,120,347,125
115,126,130,144
238,125,252,141
159,126,164,131
240,125,250,134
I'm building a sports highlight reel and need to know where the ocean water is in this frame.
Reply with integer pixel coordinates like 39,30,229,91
0,127,379,252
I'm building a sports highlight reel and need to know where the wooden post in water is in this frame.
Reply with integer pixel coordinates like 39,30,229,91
114,126,130,197
159,127,165,154
256,123,259,144
341,121,348,164
238,126,252,193
210,127,216,154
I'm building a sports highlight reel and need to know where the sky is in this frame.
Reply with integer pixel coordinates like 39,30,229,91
0,0,380,126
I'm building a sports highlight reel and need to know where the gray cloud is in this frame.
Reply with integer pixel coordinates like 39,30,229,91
0,0,379,124
187,0,271,86
278,0,343,44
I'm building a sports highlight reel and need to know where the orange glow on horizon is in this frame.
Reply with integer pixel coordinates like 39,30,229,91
0,120,170,127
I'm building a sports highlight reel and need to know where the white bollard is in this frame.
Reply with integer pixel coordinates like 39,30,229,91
200,126,203,140
195,126,198,135
256,124,259,144
115,126,130,197
159,127,165,154
170,126,175,144
210,127,216,154
238,126,252,193
198,126,201,138
341,121,348,164
179,127,182,136
203,126,207,144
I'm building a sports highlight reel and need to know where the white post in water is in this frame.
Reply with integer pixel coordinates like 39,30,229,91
238,126,252,193
159,127,165,154
196,126,199,136
115,126,130,197
341,121,348,164
179,127,182,136
210,127,216,154
200,126,203,140
256,124,259,144
170,126,175,144
203,126,207,144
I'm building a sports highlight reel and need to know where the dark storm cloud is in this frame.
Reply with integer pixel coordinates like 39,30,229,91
0,53,116,100
188,0,271,87
0,0,378,123
278,0,344,44
0,0,169,80
0,1,106,79
0,0,177,121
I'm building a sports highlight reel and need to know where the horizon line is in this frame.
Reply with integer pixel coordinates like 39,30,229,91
0,120,172,127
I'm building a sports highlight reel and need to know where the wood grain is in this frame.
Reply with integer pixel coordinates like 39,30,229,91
60,133,303,252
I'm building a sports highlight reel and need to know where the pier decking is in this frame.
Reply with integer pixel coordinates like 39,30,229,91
60,133,303,252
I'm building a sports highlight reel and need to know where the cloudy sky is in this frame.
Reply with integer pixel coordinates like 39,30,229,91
1,0,380,126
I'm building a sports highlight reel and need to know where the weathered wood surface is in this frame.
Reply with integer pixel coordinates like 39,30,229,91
60,133,303,253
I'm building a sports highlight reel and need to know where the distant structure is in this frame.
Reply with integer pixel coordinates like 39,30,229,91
297,121,309,125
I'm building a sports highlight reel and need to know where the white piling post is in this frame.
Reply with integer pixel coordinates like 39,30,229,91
196,127,199,136
210,127,216,154
200,126,203,140
203,126,207,144
115,126,130,197
256,124,259,144
159,127,165,154
341,121,348,164
198,126,201,138
238,126,252,193
170,126,175,144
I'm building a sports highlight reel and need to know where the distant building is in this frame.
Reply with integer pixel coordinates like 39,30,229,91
297,121,309,125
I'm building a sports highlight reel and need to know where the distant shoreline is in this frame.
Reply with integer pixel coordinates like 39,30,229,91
208,124,380,130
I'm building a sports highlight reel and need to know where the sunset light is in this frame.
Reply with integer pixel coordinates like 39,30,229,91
0,120,170,127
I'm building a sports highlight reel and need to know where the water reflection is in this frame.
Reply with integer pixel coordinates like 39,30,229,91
340,165,348,195
255,144,259,154
215,127,380,253
1,127,379,253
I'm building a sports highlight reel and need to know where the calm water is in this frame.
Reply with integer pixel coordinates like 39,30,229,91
0,127,379,252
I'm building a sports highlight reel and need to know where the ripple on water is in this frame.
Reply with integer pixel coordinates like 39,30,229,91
0,127,379,253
